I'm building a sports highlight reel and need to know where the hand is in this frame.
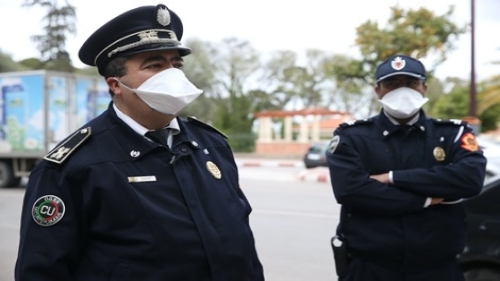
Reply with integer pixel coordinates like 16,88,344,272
430,198,444,205
369,173,389,185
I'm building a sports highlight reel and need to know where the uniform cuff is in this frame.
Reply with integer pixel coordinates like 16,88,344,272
424,197,432,207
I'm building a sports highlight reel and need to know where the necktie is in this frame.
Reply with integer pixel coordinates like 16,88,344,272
145,129,169,147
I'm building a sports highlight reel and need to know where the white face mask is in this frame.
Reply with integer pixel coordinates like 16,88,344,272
116,68,203,115
379,87,428,119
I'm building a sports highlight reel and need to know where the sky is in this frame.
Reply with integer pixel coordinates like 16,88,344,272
0,0,498,81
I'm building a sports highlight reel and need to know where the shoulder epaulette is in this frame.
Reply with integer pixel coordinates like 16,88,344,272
339,119,373,128
187,116,228,139
43,127,92,164
432,118,467,126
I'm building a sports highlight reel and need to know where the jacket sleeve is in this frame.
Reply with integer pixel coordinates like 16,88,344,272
15,164,82,281
392,126,486,199
327,128,428,215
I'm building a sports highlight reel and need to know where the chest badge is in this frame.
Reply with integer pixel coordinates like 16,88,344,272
433,147,446,162
206,161,222,179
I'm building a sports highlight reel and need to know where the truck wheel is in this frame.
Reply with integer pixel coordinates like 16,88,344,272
0,160,21,188
464,267,500,281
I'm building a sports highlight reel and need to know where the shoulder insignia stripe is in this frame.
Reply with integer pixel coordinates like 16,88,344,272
339,119,372,128
432,118,466,126
187,116,228,139
44,127,92,164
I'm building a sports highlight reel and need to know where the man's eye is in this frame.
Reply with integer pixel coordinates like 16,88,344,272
408,80,419,87
146,64,161,69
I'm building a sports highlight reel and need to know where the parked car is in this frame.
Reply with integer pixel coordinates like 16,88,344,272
303,142,329,169
458,157,500,281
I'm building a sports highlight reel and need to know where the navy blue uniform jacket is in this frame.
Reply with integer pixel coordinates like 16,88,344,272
15,104,264,281
327,111,486,271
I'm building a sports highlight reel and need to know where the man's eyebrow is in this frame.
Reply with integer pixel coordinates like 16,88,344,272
385,77,418,81
170,55,184,63
141,55,167,65
139,54,183,66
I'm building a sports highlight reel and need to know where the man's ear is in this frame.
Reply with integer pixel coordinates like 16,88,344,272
422,83,428,96
106,77,121,95
374,84,382,99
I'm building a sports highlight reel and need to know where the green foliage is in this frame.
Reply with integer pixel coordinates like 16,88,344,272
74,66,100,76
330,5,468,116
22,0,76,71
477,75,500,115
0,50,26,72
432,87,469,118
321,54,371,114
212,95,255,152
18,58,43,70
356,6,466,76
431,83,500,132
479,104,500,132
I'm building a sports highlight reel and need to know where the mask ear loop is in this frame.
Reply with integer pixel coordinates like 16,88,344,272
113,77,134,91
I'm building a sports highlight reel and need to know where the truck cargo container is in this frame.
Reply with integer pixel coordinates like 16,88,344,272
0,70,109,187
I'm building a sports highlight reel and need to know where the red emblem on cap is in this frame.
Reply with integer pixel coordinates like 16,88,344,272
391,57,406,70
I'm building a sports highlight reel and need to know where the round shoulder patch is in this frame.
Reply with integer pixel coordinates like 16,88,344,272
32,195,65,226
327,136,340,154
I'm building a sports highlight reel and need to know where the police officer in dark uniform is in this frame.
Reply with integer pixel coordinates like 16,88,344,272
15,4,264,281
327,55,486,281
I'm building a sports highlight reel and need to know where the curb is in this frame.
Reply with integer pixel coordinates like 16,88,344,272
297,167,331,183
234,158,331,183
235,159,304,168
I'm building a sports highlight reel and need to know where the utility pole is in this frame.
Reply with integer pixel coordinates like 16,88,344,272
469,0,477,117
465,0,481,135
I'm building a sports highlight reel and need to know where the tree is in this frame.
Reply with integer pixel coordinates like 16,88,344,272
424,77,457,117
0,50,25,72
477,75,500,115
179,38,219,122
178,37,262,151
330,6,466,117
321,54,371,117
259,49,330,111
259,50,303,110
210,38,260,151
22,0,76,72
432,81,500,132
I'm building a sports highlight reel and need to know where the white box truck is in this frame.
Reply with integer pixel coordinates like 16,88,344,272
0,70,110,187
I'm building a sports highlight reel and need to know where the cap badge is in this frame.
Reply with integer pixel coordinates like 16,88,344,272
391,56,406,70
32,195,65,226
206,161,222,179
433,147,446,162
157,7,171,26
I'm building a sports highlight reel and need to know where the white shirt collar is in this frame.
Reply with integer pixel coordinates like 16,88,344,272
113,103,181,136
383,111,420,126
